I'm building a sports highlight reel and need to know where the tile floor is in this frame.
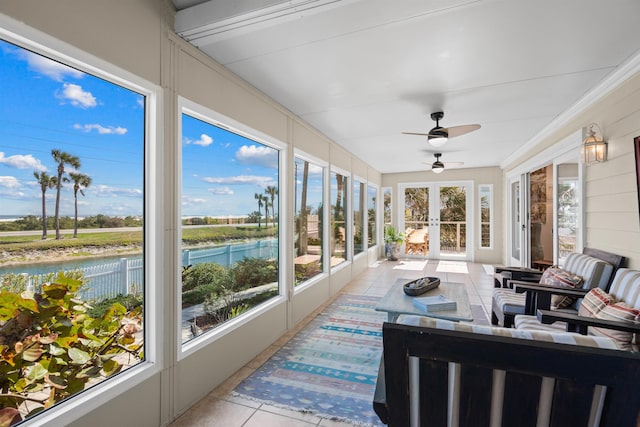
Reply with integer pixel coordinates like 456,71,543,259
169,258,496,426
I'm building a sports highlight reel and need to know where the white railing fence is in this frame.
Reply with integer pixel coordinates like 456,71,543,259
13,239,279,302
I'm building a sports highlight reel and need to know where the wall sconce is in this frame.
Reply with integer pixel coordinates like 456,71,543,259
582,123,608,165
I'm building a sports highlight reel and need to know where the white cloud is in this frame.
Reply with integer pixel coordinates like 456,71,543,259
184,134,213,147
201,175,275,188
57,83,97,108
73,123,128,135
208,186,234,195
236,145,278,168
94,184,142,198
0,176,22,189
22,51,84,81
0,152,47,171
182,196,207,207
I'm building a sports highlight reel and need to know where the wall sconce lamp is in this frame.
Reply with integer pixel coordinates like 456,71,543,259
582,123,608,165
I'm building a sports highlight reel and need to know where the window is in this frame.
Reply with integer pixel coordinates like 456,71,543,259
479,185,493,248
353,179,365,255
330,171,348,267
383,187,391,227
0,38,146,423
367,184,377,247
180,109,280,344
557,164,579,263
294,155,324,285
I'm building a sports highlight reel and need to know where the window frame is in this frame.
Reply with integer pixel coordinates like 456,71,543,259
352,176,366,257
329,166,351,270
177,97,288,359
366,182,379,249
293,149,329,291
478,184,494,249
0,16,162,426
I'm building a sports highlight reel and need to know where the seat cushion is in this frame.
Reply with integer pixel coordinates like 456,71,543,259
401,315,619,350
538,267,583,308
563,252,612,291
492,288,526,318
514,314,567,333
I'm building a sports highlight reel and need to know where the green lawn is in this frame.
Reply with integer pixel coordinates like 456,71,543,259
0,226,278,253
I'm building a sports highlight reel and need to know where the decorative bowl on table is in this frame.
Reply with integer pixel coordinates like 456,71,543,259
403,277,440,296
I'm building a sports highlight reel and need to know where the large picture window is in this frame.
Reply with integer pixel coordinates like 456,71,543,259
367,184,377,247
294,156,324,286
353,179,365,255
330,171,348,267
180,110,280,344
479,185,493,249
0,39,146,424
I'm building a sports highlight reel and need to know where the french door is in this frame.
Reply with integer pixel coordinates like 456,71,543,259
507,158,582,267
400,182,473,260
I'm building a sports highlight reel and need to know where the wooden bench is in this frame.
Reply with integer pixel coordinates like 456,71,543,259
373,316,640,426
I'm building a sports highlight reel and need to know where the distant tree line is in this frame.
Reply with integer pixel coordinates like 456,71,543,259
0,215,143,232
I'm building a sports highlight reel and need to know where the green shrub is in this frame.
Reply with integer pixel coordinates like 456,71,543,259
182,283,220,306
181,263,231,292
231,257,277,290
88,294,142,318
0,272,142,425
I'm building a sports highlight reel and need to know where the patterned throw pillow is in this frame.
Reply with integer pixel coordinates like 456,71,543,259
539,267,584,309
590,302,640,350
578,288,616,318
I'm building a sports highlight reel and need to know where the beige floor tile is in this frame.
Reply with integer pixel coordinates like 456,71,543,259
210,366,255,399
259,403,323,424
244,410,318,426
169,396,256,427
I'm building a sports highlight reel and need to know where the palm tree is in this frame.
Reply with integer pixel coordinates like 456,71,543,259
265,185,278,227
33,171,55,239
69,172,92,238
298,161,309,256
51,149,81,240
254,192,264,229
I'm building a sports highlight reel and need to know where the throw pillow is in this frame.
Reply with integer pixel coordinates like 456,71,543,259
539,267,584,309
590,302,640,350
578,288,616,318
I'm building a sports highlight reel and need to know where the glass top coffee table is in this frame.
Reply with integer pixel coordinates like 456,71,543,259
375,278,473,322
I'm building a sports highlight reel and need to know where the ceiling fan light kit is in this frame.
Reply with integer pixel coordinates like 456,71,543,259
432,153,445,173
402,111,480,151
428,112,449,147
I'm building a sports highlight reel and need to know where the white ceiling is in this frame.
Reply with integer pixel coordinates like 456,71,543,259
172,0,640,174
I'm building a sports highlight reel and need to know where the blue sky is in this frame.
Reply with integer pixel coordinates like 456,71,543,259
181,114,279,217
0,38,280,218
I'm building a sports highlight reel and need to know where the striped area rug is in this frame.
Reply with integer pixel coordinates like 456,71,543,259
233,293,387,426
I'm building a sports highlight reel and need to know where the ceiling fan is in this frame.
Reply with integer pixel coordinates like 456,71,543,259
425,153,464,173
403,111,481,147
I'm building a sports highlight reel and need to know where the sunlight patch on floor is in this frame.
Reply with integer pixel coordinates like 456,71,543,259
393,260,428,271
483,264,494,275
436,260,469,274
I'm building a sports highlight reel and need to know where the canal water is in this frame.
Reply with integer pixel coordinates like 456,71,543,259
0,238,278,277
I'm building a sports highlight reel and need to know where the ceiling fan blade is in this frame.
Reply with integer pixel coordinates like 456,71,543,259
444,161,464,167
402,132,430,136
445,124,481,138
